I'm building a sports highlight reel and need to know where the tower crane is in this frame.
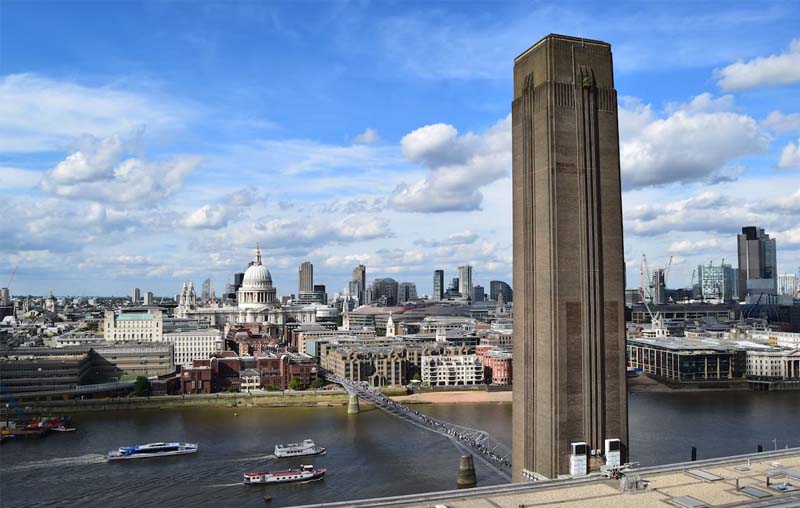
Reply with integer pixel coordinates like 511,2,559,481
639,253,667,335
664,255,674,287
5,266,17,289
640,254,656,320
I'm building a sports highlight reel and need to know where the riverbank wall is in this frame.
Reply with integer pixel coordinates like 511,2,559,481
15,387,416,414
18,390,355,414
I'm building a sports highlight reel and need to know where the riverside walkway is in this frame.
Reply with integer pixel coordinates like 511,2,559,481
326,373,512,481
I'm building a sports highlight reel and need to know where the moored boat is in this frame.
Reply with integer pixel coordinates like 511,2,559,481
243,464,325,485
107,442,198,461
274,439,326,458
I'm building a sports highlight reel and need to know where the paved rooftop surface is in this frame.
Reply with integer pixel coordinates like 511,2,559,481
290,448,800,508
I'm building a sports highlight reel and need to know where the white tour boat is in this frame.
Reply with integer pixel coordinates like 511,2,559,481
274,439,326,458
243,464,326,485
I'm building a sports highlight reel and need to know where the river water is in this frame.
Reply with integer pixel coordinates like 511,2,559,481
1,391,797,508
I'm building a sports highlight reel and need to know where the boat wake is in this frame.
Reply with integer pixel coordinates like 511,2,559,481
233,454,277,462
6,453,107,472
299,476,325,484
206,482,243,487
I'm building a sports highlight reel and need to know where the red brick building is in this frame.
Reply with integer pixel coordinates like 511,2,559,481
181,363,212,394
224,323,282,355
476,345,512,386
179,351,319,393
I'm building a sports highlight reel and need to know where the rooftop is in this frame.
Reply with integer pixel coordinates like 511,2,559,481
116,313,154,321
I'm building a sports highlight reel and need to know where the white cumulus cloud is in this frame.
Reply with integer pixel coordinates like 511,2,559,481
183,204,236,229
715,39,800,91
620,94,769,189
40,134,202,204
763,111,800,134
777,138,800,169
389,115,510,213
354,128,381,145
668,238,722,254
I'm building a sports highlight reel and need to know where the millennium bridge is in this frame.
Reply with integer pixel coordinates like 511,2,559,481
325,372,512,481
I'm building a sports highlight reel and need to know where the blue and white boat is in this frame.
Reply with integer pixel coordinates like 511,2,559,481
107,442,198,461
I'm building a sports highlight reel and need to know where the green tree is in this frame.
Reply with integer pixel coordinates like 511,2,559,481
288,376,301,390
412,372,421,382
227,385,240,393
132,376,151,397
312,377,325,389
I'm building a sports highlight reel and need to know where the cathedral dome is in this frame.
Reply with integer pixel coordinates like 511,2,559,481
243,263,273,288
240,244,273,290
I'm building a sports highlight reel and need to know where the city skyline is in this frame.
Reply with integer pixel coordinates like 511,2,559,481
2,2,800,296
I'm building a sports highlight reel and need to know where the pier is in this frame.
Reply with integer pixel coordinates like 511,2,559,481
325,373,512,481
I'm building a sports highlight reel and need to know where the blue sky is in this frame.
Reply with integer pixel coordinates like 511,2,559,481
1,1,800,297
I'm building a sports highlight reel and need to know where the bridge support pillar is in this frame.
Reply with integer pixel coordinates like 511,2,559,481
457,454,477,488
347,394,360,414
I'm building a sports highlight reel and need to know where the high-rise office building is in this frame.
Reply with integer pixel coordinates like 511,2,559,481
370,278,399,306
201,278,212,303
458,265,473,300
0,287,9,306
778,273,797,297
512,34,628,479
698,263,735,301
737,226,777,302
299,261,314,293
144,291,154,306
314,284,327,304
646,269,666,305
351,264,366,305
433,270,444,300
471,284,485,302
131,287,141,304
489,280,513,303
398,282,418,303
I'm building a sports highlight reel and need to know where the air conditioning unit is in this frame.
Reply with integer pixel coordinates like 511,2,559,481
569,441,588,476
605,438,621,467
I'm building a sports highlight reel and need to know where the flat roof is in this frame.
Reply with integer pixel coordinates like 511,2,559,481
515,33,611,62
116,313,154,321
288,448,800,508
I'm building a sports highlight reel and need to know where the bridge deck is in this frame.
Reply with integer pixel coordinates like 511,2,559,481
327,374,512,480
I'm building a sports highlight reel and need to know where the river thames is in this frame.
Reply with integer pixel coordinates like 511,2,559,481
1,391,798,508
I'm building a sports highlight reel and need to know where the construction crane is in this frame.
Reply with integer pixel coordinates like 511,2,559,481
640,254,651,306
5,266,17,289
664,256,674,287
639,253,668,335
640,254,656,321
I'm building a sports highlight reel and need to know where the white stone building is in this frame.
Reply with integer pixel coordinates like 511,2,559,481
104,308,164,341
748,329,800,349
421,354,484,386
747,348,800,380
163,328,223,365
104,308,223,365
